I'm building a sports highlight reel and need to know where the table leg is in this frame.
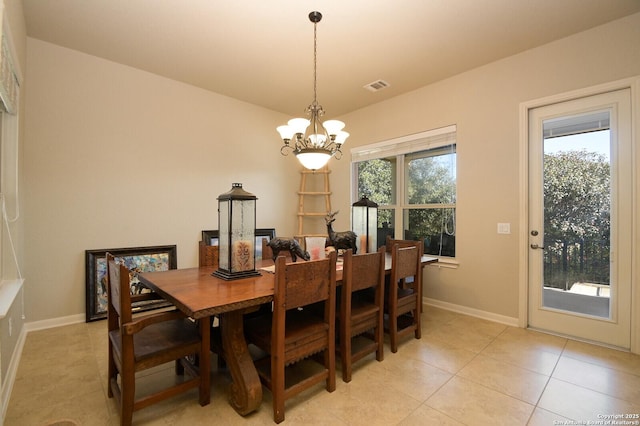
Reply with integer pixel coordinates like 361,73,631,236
221,310,262,415
199,318,211,405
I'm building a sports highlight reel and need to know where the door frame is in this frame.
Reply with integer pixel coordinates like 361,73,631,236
518,76,640,354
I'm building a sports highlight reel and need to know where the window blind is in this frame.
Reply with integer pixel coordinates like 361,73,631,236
351,125,457,162
543,111,609,139
0,30,19,114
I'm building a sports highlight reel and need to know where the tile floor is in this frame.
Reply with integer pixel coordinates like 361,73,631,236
5,306,640,425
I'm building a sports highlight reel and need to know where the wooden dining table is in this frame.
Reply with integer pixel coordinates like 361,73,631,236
138,254,437,416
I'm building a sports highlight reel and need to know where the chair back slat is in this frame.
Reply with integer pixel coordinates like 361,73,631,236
106,253,133,325
385,236,423,253
275,253,336,310
261,237,274,260
346,248,385,293
394,245,421,280
198,241,219,267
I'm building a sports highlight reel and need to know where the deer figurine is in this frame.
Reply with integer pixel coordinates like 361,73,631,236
325,211,358,253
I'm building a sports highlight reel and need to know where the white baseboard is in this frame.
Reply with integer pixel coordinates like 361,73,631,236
25,313,86,332
424,297,519,327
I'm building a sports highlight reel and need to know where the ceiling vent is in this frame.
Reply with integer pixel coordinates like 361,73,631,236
363,79,390,92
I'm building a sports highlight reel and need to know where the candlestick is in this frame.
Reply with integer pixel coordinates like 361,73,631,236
360,235,367,253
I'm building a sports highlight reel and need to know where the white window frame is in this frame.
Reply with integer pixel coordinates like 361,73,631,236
351,125,457,260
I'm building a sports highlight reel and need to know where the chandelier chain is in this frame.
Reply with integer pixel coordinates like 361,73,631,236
313,19,318,107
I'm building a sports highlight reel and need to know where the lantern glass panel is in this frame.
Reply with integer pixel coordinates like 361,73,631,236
219,199,230,270
230,199,256,272
367,207,377,253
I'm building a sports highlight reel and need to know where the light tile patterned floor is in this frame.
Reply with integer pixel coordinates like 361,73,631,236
5,306,640,425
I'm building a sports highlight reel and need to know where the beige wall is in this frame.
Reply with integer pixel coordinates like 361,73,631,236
332,12,640,319
21,12,640,328
23,39,307,322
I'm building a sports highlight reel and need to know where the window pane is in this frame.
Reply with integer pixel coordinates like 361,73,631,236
405,147,456,205
403,208,456,257
542,129,611,317
356,157,396,205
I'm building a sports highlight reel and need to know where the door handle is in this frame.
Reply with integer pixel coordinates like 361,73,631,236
530,244,544,250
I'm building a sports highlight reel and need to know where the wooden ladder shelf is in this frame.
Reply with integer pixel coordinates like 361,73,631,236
296,166,332,240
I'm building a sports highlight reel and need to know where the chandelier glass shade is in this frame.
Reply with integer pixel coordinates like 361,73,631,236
276,11,349,170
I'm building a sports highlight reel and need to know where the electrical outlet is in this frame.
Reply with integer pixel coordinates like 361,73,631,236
497,223,511,234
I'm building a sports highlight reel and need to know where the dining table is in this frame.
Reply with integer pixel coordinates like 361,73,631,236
138,253,438,416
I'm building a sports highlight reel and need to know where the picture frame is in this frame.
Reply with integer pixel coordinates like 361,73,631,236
201,229,219,246
85,245,177,322
202,228,276,259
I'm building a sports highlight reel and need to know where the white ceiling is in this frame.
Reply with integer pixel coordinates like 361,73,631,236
22,0,640,117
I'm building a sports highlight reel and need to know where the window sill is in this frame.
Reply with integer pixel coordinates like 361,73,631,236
426,258,459,269
0,279,24,319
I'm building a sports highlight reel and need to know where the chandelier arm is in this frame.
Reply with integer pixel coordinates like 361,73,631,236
280,144,293,156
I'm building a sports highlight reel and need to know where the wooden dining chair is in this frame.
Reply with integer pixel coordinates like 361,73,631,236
198,240,219,267
244,251,338,424
338,247,386,382
106,253,205,426
385,235,422,252
385,240,424,353
261,237,273,260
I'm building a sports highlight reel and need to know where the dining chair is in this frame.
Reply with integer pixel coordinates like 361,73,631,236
244,251,338,424
106,253,205,426
385,240,424,353
338,247,386,382
261,237,273,260
198,240,219,267
385,235,422,252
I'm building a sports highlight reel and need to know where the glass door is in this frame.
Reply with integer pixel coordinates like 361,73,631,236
527,89,632,348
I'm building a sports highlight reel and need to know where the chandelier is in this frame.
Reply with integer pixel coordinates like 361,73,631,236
276,11,349,171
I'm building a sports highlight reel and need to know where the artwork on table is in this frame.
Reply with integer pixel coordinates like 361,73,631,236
232,240,254,272
85,245,177,322
201,228,275,259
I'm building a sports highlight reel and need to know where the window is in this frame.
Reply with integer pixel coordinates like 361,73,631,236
351,126,456,258
0,26,23,313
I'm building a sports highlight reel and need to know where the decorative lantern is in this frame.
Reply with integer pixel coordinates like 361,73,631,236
213,183,261,280
352,196,378,254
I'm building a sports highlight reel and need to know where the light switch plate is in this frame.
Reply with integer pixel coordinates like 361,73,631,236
497,223,511,234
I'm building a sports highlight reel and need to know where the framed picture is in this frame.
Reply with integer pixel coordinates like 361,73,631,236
85,245,177,322
202,230,219,246
202,228,276,259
